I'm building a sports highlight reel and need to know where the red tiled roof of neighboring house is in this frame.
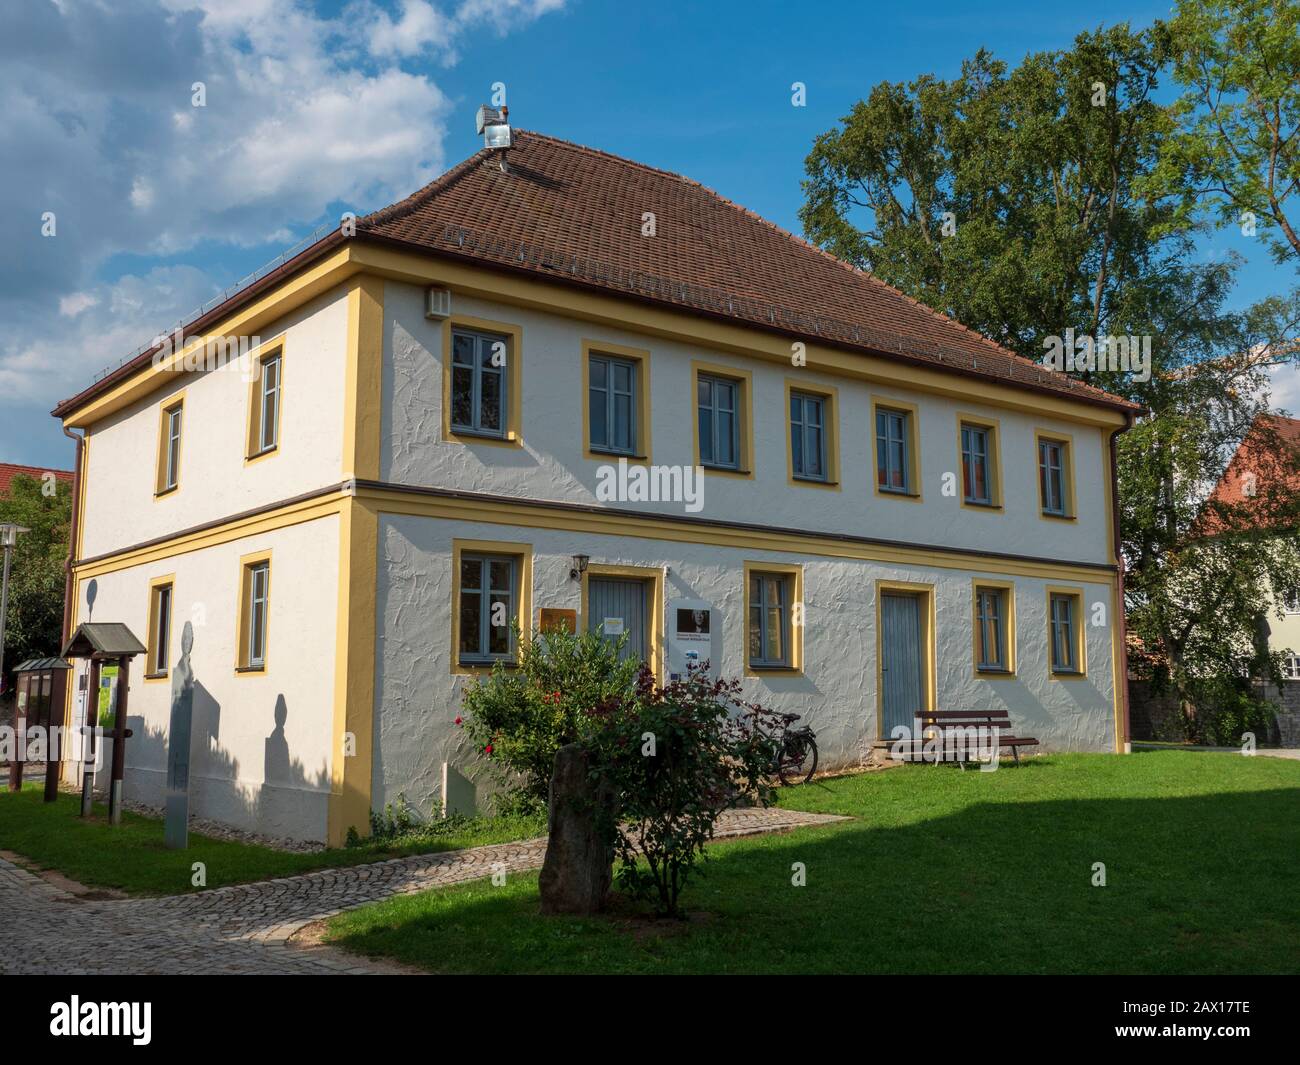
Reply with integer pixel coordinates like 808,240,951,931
0,462,72,496
53,130,1140,419
1200,414,1300,535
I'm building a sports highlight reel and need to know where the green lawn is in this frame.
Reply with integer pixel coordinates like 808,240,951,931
0,785,543,895
323,751,1300,974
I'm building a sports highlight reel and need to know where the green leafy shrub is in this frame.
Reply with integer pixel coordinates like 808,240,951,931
368,794,417,841
348,792,546,851
582,667,785,918
459,625,641,802
1180,676,1278,747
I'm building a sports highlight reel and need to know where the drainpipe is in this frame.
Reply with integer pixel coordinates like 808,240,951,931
1109,418,1134,753
61,424,84,643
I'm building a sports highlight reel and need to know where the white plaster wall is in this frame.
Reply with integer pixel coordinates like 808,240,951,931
371,512,1117,819
79,286,350,559
381,281,1115,567
74,515,340,842
1266,577,1300,657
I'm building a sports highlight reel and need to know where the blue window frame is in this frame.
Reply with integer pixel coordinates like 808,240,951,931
961,423,993,504
1049,593,1079,674
748,573,790,667
698,374,739,469
1039,438,1067,515
459,554,517,664
790,391,827,481
876,408,911,493
588,354,638,455
450,328,508,438
976,587,1008,672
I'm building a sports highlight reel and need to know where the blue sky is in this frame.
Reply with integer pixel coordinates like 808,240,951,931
2,0,1293,469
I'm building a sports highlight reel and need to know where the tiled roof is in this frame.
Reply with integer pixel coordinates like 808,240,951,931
359,131,1138,412
53,130,1140,419
1201,414,1300,535
0,462,72,495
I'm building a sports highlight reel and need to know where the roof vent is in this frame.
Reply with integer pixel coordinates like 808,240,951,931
425,286,451,320
476,105,512,171
476,105,511,148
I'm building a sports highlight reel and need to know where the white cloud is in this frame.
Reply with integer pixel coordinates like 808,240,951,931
0,0,564,462
1267,362,1300,417
368,0,454,57
58,292,99,318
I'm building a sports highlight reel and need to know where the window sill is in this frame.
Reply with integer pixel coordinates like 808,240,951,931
154,485,178,499
701,463,750,476
245,446,278,465
449,427,514,442
877,487,920,500
1050,669,1085,680
792,477,838,487
962,500,1002,510
143,671,169,682
588,448,648,461
456,660,519,675
976,667,1014,677
235,664,266,675
1040,510,1076,522
747,664,800,673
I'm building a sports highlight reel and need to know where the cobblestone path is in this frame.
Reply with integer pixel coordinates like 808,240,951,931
0,806,848,974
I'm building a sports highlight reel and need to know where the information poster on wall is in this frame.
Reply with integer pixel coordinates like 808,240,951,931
667,598,717,680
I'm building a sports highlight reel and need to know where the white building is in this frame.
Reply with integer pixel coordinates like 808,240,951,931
53,131,1139,844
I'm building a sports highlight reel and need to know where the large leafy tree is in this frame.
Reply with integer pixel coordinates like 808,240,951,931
0,473,72,698
800,22,1300,736
800,24,1180,363
1152,0,1300,264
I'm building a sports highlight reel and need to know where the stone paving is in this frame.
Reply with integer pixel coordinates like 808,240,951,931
0,805,848,975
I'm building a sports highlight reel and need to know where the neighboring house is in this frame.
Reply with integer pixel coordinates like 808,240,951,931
1203,413,1300,743
0,462,72,495
50,128,1139,844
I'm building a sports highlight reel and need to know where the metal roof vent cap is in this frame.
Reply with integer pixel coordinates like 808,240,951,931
476,105,512,170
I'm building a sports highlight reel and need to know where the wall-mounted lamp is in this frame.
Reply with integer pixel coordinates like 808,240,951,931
569,554,589,581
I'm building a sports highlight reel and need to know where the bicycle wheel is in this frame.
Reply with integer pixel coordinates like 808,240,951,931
778,734,818,786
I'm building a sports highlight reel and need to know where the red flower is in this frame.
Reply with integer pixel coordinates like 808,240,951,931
454,716,463,726
484,744,493,755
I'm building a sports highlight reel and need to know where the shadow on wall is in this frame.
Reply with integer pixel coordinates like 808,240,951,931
110,678,330,842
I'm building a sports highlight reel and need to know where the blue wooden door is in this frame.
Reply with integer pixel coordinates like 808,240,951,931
588,578,648,664
881,593,924,736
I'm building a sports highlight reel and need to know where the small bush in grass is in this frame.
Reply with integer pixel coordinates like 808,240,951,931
583,666,785,918
460,625,641,803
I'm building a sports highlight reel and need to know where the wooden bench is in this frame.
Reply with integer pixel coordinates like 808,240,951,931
892,710,1039,766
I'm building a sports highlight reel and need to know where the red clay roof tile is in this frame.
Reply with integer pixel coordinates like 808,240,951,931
359,131,1138,412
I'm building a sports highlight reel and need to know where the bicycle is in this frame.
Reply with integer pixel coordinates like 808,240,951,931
771,712,819,786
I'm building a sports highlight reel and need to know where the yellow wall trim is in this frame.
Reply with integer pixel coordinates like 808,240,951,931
449,537,534,676
874,579,937,740
743,560,805,676
971,578,1017,679
581,338,653,464
441,314,524,449
73,490,349,581
580,563,665,681
349,244,1131,428
344,277,386,479
358,482,1117,585
690,359,755,478
327,498,378,846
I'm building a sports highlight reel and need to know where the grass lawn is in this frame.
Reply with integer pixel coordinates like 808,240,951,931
0,785,543,895
323,751,1300,974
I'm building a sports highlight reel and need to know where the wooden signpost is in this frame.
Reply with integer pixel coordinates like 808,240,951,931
61,622,146,826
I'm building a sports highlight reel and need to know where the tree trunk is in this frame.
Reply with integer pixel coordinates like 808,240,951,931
538,743,615,916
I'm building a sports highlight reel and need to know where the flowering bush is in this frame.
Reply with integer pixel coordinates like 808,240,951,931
459,624,641,803
583,666,785,917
